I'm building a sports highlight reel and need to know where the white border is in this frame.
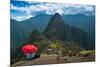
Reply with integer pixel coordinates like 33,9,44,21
0,0,10,67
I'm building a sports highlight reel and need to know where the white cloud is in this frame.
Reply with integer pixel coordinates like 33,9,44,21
11,14,32,21
10,2,95,21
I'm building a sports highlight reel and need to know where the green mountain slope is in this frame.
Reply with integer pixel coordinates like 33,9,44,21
43,13,94,50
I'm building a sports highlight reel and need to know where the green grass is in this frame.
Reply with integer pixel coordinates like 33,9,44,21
79,50,95,57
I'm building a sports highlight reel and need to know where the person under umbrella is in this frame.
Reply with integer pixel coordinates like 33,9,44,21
22,44,38,60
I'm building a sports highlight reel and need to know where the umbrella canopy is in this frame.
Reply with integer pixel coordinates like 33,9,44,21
22,44,38,54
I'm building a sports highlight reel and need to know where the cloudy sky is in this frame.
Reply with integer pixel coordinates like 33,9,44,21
10,1,95,21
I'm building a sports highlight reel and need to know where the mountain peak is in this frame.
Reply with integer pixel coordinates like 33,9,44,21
45,12,65,30
53,13,61,17
54,13,60,15
44,12,67,40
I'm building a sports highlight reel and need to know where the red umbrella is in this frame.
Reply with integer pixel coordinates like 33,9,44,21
22,44,38,54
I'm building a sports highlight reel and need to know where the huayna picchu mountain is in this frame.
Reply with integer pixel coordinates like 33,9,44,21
44,13,70,41
43,13,94,50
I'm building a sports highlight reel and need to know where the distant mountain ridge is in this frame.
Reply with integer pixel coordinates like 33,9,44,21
43,13,94,49
11,13,95,40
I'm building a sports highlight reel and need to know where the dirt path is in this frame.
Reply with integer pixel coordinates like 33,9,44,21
12,55,95,66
